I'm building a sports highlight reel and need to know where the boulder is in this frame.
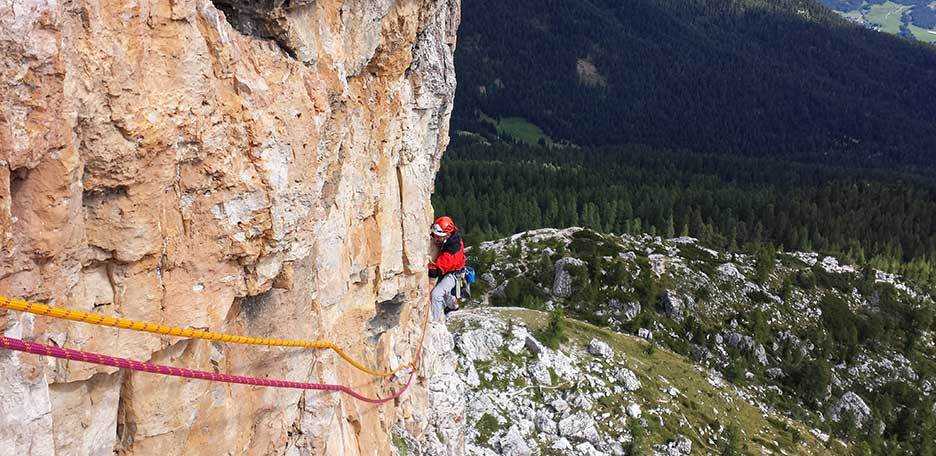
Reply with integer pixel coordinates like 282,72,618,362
660,290,695,322
609,299,641,322
551,398,570,414
638,328,653,340
528,361,553,386
525,335,545,355
499,426,532,456
828,391,872,428
716,263,745,281
627,403,642,419
587,339,614,358
724,332,768,365
575,442,604,456
552,257,586,298
482,272,497,287
653,436,692,456
766,367,786,380
507,325,529,355
534,410,558,435
456,327,505,362
614,368,642,392
558,412,600,443
551,438,574,452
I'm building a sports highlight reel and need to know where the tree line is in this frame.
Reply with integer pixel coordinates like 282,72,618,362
434,138,936,285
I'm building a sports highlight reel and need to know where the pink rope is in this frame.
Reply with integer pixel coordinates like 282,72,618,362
0,336,414,404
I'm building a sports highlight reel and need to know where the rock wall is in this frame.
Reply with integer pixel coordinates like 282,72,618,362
0,0,460,454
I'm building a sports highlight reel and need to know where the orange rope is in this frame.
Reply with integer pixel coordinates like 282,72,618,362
0,294,431,378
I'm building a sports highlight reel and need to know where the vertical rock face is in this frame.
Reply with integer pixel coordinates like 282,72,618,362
0,0,460,454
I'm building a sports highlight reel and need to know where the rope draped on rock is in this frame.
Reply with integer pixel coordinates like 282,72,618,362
0,293,431,401
0,336,414,403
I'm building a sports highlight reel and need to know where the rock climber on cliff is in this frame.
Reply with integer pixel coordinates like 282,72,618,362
428,216,466,320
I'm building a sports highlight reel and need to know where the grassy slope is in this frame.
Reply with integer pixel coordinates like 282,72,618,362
865,1,911,34
479,113,553,146
491,307,848,455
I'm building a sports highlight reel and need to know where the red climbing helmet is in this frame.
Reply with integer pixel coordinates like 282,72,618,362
431,216,457,237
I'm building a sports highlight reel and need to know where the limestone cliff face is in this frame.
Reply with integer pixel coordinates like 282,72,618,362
0,0,460,454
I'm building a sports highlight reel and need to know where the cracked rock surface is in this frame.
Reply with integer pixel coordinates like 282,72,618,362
0,0,460,454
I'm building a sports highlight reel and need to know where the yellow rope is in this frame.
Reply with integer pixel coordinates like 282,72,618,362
0,294,416,378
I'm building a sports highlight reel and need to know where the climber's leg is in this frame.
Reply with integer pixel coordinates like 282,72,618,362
430,273,457,321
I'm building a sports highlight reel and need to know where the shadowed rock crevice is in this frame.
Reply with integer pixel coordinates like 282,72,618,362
237,289,277,321
209,0,309,59
367,294,405,343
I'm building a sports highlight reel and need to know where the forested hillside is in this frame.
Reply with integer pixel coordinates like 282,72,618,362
453,0,936,171
434,138,936,285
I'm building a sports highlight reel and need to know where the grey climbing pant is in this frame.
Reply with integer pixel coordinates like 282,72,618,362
430,273,458,321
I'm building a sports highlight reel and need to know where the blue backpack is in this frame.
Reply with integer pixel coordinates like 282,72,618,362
464,266,477,284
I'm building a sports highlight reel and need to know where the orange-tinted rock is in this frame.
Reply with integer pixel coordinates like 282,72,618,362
0,0,461,454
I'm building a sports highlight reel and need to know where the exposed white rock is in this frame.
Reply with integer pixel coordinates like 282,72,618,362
614,368,642,392
535,409,558,435
627,403,642,419
507,325,529,355
558,412,600,443
457,327,505,362
551,398,571,414
660,290,694,321
575,441,604,456
553,257,587,298
653,436,692,456
717,263,745,281
551,437,574,452
499,426,532,456
528,360,553,386
828,391,872,428
588,339,614,358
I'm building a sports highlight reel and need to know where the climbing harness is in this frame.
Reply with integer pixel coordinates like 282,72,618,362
0,292,432,401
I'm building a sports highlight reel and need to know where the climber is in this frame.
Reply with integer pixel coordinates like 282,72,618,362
428,216,466,320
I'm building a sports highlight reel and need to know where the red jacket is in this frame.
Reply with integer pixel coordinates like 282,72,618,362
429,231,466,276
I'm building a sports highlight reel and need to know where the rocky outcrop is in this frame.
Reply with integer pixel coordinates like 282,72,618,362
0,0,460,454
552,257,585,298
828,391,872,428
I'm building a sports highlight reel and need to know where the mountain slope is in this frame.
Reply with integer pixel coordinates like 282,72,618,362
452,0,936,171
818,0,936,43
446,307,843,455
458,228,936,454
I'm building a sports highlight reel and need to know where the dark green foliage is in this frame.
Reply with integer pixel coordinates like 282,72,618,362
813,264,857,293
569,230,623,257
476,414,500,443
472,247,498,275
728,356,748,384
491,277,544,308
453,0,936,171
786,358,832,404
793,270,817,290
720,423,743,456
434,140,936,285
628,419,648,456
754,244,777,283
819,294,861,361
748,309,771,345
633,261,660,310
538,309,567,349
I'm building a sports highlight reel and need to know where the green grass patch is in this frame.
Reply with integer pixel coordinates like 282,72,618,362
480,113,553,146
866,1,911,34
909,24,936,43
392,433,409,456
